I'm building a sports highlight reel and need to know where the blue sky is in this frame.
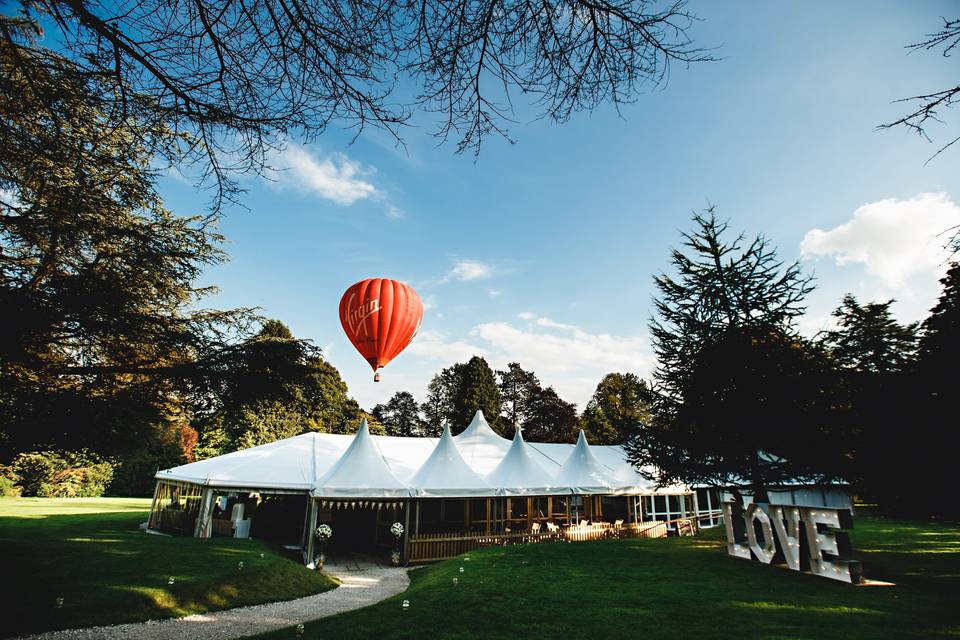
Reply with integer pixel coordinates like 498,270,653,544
158,1,960,411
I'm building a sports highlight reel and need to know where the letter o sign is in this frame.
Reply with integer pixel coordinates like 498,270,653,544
745,504,776,564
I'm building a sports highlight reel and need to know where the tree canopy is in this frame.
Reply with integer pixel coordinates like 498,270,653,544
374,391,432,438
1,1,711,207
581,373,654,445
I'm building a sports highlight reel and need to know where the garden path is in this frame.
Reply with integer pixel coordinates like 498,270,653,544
15,556,409,640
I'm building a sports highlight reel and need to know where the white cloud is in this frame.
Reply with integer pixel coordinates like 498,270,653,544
517,312,536,321
406,329,487,362
403,316,653,407
535,317,577,331
446,259,493,282
471,322,652,376
488,289,502,297
272,143,378,205
800,192,958,288
799,192,960,325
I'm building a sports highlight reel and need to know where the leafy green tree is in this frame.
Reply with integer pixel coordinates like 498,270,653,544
523,387,579,443
374,391,431,437
581,373,655,445
421,365,462,433
193,320,368,455
627,211,828,501
497,363,542,437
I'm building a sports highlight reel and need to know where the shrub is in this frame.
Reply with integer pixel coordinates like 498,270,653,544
12,450,114,498
0,475,21,497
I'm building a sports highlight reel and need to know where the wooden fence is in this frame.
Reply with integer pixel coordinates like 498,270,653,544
407,516,702,563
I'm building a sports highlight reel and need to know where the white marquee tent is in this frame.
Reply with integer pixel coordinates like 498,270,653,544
155,411,678,497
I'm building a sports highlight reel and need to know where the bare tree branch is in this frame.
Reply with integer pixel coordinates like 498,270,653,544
4,0,712,208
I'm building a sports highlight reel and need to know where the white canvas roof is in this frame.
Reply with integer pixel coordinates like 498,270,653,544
157,411,690,497
157,432,317,490
453,410,511,475
485,430,566,496
554,431,618,494
312,419,409,498
409,423,492,497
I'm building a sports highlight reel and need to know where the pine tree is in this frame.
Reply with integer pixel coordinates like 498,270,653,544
453,356,503,434
819,295,919,373
628,210,828,500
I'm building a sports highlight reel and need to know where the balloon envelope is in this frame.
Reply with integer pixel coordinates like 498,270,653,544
339,278,423,375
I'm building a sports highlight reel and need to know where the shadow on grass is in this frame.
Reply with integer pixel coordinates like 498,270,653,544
0,502,336,637
253,517,960,640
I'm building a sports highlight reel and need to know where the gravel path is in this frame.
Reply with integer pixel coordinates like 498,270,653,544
14,558,410,640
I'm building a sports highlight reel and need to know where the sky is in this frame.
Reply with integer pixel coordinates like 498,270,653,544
156,1,960,412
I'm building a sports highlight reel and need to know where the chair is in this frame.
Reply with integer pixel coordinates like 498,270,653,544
546,522,559,533
531,522,541,534
614,519,624,528
579,520,589,528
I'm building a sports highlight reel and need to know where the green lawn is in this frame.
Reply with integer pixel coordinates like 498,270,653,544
257,516,960,640
0,498,337,637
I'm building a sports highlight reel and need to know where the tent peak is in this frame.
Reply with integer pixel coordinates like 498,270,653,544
456,409,506,441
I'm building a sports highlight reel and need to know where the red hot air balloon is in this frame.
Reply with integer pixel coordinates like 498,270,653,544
339,278,423,381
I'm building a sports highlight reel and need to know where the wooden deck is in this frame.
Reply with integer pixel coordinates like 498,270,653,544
407,517,700,563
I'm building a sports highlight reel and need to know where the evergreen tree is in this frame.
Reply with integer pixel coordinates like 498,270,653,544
453,356,503,434
628,210,827,500
581,373,655,445
819,295,919,373
919,262,960,377
0,32,249,462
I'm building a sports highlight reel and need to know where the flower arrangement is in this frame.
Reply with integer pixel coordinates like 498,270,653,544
390,522,404,565
313,523,333,569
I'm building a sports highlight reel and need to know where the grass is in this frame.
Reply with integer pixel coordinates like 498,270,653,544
0,497,337,637
256,516,960,640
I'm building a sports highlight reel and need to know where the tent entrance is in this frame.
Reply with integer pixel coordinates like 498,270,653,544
314,500,406,557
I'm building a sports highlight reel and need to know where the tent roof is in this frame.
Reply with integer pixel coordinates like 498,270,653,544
409,423,492,497
156,411,691,497
157,432,317,490
485,429,565,496
554,431,618,494
453,410,511,476
312,419,409,497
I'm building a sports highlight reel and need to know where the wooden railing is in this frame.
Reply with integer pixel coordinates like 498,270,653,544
407,515,705,563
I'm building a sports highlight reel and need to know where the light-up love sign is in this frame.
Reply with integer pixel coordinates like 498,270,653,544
721,502,863,584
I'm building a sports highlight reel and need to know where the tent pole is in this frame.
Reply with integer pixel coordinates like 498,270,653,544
193,487,214,538
402,499,412,565
304,498,318,568
147,481,161,530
